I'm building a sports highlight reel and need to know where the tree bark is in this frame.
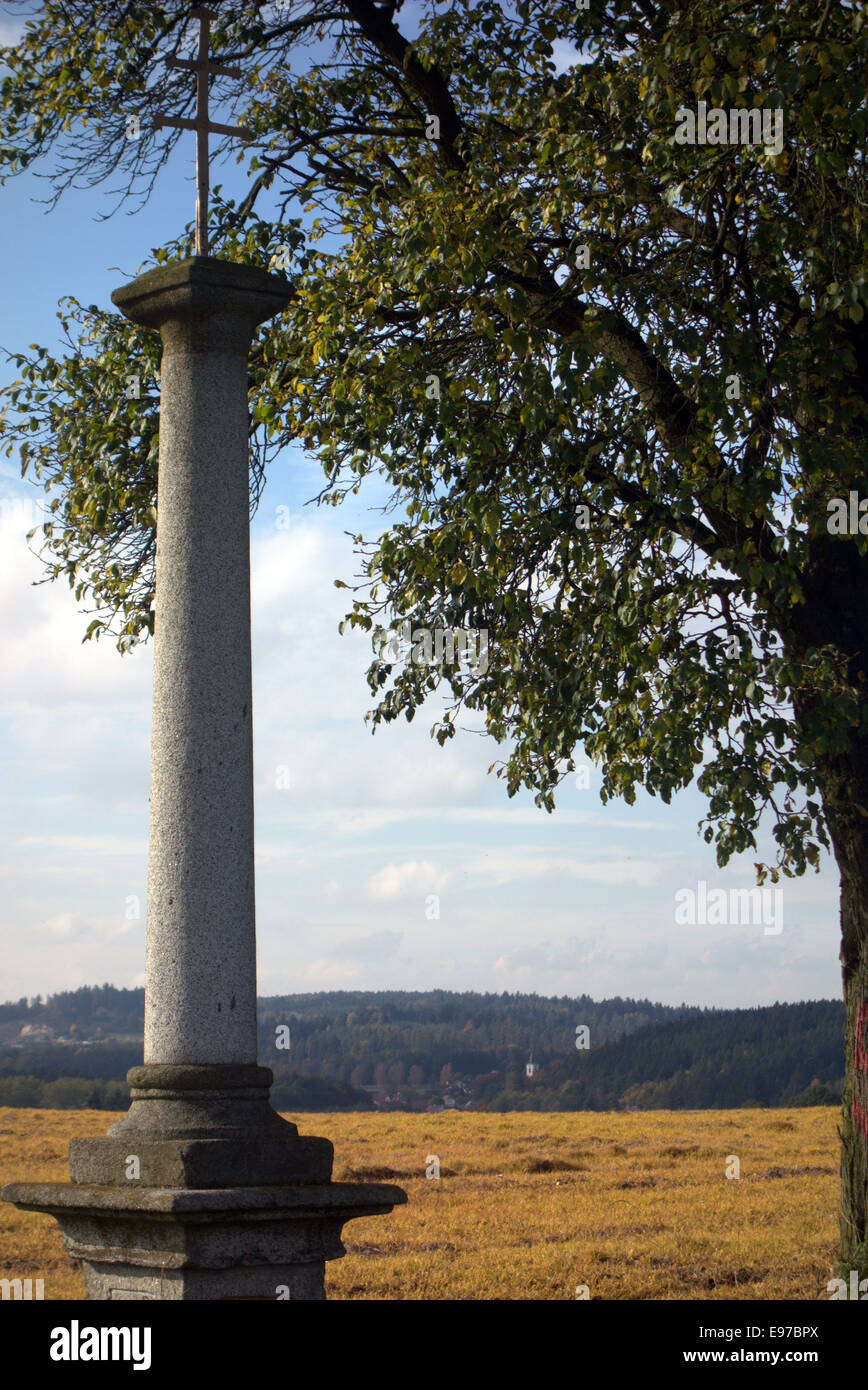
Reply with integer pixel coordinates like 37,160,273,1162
817,749,868,1276
789,533,868,1275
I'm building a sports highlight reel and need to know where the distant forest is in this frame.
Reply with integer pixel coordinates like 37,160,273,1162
0,986,845,1112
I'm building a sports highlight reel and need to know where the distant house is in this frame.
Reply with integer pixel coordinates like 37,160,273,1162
17,1024,55,1045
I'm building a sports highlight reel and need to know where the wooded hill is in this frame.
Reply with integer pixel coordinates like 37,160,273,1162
0,987,844,1111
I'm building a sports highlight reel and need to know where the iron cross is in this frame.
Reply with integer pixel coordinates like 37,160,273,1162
155,6,252,257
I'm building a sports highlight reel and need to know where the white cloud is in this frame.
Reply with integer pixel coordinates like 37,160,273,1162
335,929,404,962
36,910,136,943
550,38,591,73
0,15,29,46
18,834,146,858
466,852,665,888
0,499,151,714
366,860,446,902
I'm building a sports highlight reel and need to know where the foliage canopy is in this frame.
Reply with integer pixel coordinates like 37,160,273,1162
1,0,867,885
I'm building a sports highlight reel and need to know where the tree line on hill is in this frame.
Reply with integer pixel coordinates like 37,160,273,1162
0,987,844,1111
481,1001,844,1111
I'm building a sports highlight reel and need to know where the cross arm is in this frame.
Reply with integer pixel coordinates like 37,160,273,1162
155,115,253,140
165,55,244,80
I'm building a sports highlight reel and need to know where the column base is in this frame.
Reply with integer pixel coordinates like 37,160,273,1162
69,1063,333,1186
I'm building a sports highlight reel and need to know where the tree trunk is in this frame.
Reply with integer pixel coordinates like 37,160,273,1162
818,751,868,1277
790,533,868,1278
788,532,868,1276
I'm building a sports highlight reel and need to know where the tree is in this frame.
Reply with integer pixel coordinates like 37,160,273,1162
1,0,867,1273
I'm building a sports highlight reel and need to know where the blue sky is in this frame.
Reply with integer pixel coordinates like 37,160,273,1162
0,5,841,1009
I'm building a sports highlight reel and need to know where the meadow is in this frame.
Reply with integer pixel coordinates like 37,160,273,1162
0,1105,839,1300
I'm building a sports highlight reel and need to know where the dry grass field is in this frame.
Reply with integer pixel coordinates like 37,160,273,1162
0,1105,839,1300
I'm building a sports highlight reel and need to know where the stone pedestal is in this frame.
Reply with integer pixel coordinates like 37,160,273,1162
1,259,405,1298
4,1180,403,1301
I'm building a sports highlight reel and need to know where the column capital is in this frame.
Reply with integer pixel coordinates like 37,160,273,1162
111,256,294,352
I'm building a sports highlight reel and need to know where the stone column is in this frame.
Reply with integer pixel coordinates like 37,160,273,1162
1,258,405,1299
139,259,263,1075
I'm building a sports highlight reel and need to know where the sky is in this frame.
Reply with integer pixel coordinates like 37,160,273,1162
0,4,842,1010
